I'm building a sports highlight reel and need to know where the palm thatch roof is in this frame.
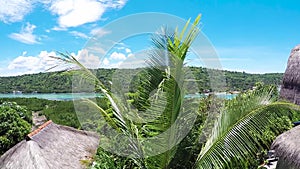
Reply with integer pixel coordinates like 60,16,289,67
280,44,300,104
0,120,99,169
270,125,300,169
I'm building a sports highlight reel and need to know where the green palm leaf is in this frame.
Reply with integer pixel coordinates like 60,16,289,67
139,15,201,169
196,86,300,168
51,14,299,169
52,52,147,167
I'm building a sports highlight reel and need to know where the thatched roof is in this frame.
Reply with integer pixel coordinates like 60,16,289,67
280,44,300,104
270,125,300,169
0,120,99,169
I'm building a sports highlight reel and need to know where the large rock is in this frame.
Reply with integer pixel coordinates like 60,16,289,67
280,44,300,104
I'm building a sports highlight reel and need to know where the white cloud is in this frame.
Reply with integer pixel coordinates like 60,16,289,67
8,56,38,70
22,51,27,56
49,0,105,28
102,0,127,9
101,61,122,68
47,0,127,28
99,48,134,68
7,51,61,74
9,22,40,44
90,27,111,37
51,26,67,31
73,49,134,68
75,49,101,68
110,52,126,60
5,49,103,76
2,47,136,76
70,31,89,39
0,0,128,27
103,58,110,65
125,48,131,53
86,45,106,55
127,53,134,58
0,0,33,23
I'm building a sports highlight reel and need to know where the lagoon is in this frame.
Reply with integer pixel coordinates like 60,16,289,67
185,93,237,100
0,93,103,101
0,93,237,101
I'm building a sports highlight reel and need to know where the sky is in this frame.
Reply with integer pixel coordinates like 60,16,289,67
1,0,300,76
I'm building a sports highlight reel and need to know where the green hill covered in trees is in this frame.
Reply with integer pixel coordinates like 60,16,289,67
0,67,283,93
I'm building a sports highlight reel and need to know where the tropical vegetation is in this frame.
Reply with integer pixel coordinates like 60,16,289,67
0,102,32,155
0,67,282,94
49,15,300,169
0,14,298,169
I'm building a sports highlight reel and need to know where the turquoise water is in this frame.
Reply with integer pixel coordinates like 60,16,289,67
185,93,238,100
0,93,103,101
0,93,237,101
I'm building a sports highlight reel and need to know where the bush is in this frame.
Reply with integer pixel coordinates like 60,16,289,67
0,102,32,155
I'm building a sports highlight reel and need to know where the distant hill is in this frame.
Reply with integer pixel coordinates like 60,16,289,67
0,67,283,93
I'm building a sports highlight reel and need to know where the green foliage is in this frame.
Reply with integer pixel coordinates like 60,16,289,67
195,86,299,168
88,85,298,169
224,115,294,169
139,15,201,169
41,100,80,128
0,97,119,131
0,68,282,94
0,71,71,93
0,101,32,124
0,97,49,111
51,15,298,169
0,69,114,93
168,97,211,168
224,71,282,91
0,102,32,155
78,97,115,133
1,98,81,129
91,147,139,169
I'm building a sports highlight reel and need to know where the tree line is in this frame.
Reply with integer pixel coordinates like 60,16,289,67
0,68,282,93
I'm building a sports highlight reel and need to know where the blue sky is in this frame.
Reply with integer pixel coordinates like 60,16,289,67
0,0,300,76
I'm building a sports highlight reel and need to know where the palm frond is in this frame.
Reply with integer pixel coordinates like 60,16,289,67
138,15,201,168
55,52,127,126
196,86,300,168
54,52,148,168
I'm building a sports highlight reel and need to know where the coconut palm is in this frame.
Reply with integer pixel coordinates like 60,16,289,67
53,15,300,169
195,85,299,168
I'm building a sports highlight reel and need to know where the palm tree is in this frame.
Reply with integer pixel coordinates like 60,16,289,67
53,15,299,169
195,85,298,168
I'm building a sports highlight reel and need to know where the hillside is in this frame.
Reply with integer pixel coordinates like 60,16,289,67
0,67,283,93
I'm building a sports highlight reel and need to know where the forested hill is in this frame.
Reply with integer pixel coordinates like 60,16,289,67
0,67,283,93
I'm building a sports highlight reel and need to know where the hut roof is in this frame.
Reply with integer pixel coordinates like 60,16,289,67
270,125,300,169
282,44,300,85
0,120,99,169
280,44,300,104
